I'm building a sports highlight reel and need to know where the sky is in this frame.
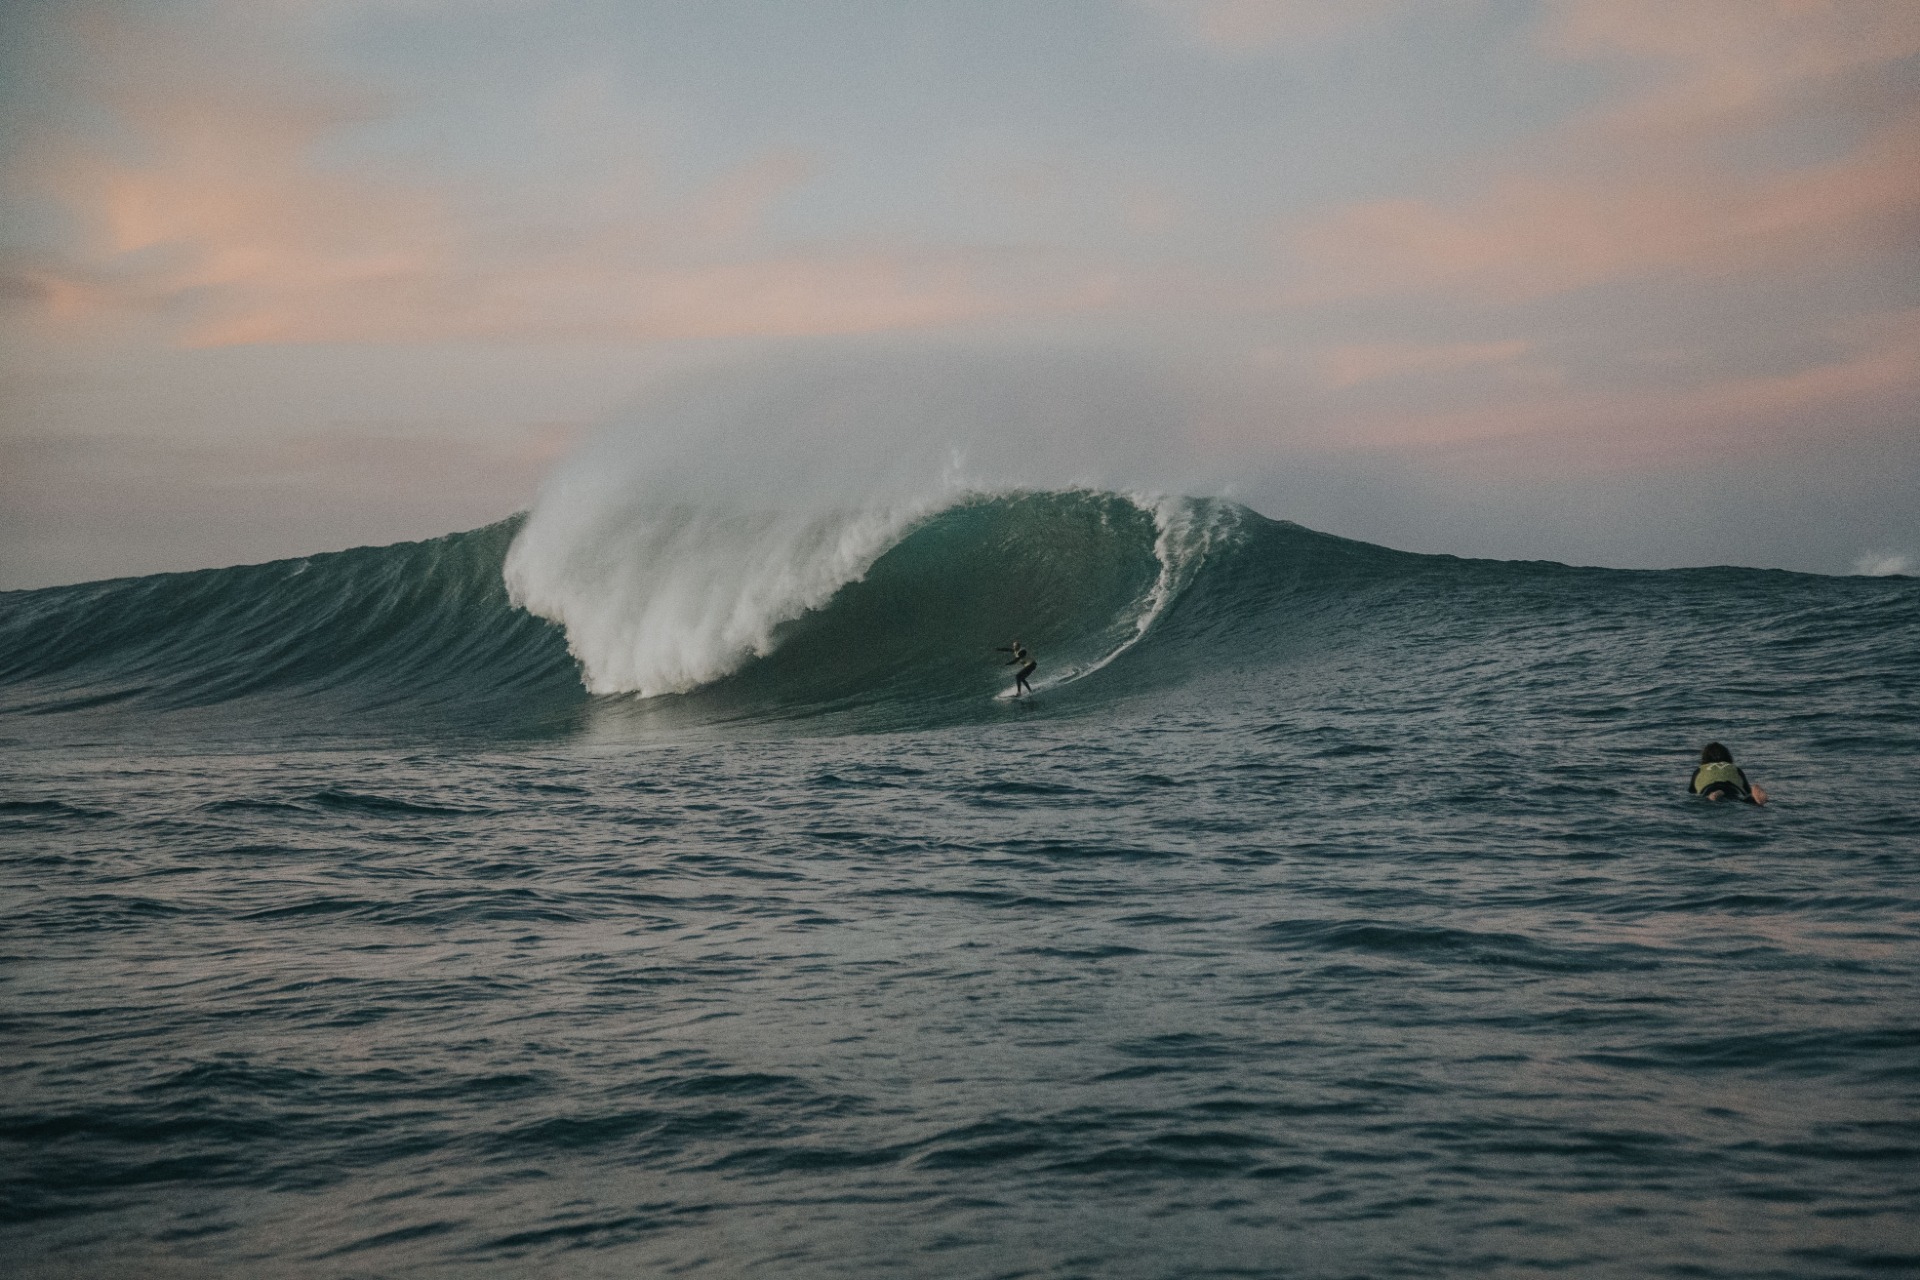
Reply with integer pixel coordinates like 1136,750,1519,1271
1,0,1916,587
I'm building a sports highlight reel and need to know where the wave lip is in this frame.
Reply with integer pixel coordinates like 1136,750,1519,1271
533,489,1250,730
504,496,937,697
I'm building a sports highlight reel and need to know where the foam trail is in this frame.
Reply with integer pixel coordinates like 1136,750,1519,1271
1021,494,1242,693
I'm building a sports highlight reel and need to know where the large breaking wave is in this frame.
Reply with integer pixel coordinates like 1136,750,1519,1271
0,489,1298,738
5,486,1908,743
502,486,1235,699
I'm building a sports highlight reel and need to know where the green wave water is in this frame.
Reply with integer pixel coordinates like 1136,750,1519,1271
3,490,1914,744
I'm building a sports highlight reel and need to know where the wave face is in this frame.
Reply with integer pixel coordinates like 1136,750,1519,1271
0,520,582,738
504,487,1243,717
3,490,1915,742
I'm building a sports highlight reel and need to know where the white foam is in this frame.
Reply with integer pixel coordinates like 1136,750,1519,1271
505,485,941,696
1016,492,1244,694
1852,550,1912,577
501,344,1207,697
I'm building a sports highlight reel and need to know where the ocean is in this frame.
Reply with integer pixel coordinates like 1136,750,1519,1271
3,491,1917,1278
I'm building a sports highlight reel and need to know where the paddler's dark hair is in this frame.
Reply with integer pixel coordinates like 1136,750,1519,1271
1700,742,1733,763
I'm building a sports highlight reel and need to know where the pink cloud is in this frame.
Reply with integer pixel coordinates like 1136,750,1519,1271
1541,0,1920,141
1281,1,1920,304
1312,339,1531,390
1298,309,1920,467
21,124,1076,347
9,21,1095,349
682,150,820,243
1136,0,1411,52
1287,104,1920,303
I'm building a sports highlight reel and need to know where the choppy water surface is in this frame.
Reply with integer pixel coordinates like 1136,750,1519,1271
3,495,1917,1277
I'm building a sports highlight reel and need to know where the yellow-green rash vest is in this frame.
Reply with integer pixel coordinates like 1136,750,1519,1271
1692,761,1743,792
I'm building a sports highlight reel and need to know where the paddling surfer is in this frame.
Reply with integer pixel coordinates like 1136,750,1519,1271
1689,742,1768,805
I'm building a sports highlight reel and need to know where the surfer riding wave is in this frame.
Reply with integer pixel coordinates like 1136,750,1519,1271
999,640,1037,697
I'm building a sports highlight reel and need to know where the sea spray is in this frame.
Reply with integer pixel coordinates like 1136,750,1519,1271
0,489,1231,731
500,345,1199,698
1027,492,1246,690
504,496,941,696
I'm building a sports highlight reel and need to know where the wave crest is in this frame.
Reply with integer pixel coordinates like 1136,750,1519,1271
504,499,936,696
501,470,1248,702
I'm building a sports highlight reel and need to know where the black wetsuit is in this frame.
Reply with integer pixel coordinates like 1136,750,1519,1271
1689,762,1754,803
1006,646,1036,695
